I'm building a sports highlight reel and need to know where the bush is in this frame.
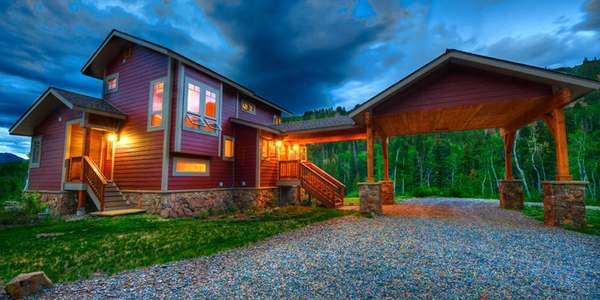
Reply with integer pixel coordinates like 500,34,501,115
412,186,442,197
0,192,50,227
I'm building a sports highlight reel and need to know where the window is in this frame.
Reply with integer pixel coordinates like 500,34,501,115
241,100,255,114
30,136,42,168
148,79,165,129
223,136,234,160
261,138,277,160
273,115,281,125
105,73,119,94
173,157,209,176
183,79,220,135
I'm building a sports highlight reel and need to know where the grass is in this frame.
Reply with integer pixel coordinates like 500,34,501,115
522,206,600,236
0,206,353,283
343,195,412,206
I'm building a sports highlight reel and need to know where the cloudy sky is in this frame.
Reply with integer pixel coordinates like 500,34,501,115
1,0,599,157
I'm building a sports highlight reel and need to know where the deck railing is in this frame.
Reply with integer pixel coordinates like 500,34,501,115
82,156,108,211
279,160,300,179
278,160,345,208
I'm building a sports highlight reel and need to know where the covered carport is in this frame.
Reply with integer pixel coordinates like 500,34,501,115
285,49,600,228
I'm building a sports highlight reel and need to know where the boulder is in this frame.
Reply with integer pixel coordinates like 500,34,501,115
5,271,53,299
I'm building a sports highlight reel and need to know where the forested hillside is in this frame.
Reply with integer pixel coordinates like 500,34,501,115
290,58,600,205
0,161,28,203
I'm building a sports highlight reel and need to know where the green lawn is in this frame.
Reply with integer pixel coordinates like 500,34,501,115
344,196,411,206
522,206,600,236
0,206,353,283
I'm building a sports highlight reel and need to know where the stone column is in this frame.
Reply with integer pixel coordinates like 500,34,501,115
359,182,382,214
380,180,394,205
498,179,524,209
542,181,587,228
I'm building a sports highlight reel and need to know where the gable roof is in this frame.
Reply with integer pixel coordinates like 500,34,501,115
82,29,292,115
9,88,126,136
349,49,600,118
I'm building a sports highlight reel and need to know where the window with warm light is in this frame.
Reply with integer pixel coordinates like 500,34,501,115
241,100,255,114
173,157,209,176
223,136,234,160
183,78,220,135
30,136,42,168
273,115,281,125
105,73,118,94
148,79,165,130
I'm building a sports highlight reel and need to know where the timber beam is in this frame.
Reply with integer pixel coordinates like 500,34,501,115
505,87,572,131
542,108,572,181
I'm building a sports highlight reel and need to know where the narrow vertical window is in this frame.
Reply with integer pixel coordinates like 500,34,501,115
105,73,119,94
30,136,42,168
223,136,234,160
185,83,201,129
148,79,165,129
273,115,281,125
205,90,217,119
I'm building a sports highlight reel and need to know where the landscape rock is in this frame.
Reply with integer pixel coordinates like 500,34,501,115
5,271,53,299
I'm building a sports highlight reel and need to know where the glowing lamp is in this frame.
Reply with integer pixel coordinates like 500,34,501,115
293,144,299,151
275,140,283,147
107,133,118,142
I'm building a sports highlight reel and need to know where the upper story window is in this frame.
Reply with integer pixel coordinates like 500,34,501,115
223,136,234,160
105,73,119,94
241,100,255,114
148,79,165,130
183,79,220,135
30,136,42,168
273,115,281,125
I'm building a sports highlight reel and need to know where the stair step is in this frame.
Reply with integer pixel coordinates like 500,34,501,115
104,200,130,207
104,196,125,201
104,206,135,211
104,191,122,197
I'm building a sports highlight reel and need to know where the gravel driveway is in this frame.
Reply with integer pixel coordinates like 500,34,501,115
36,198,600,299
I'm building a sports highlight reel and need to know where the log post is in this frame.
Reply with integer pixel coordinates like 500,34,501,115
381,135,389,181
365,111,374,183
542,107,572,181
500,128,516,180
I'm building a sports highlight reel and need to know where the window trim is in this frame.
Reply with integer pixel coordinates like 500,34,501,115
172,157,210,176
147,77,167,131
223,135,235,161
182,77,220,136
104,73,119,94
240,99,256,115
30,136,42,168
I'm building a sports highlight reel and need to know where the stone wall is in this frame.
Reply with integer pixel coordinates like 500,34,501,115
498,180,524,209
122,188,279,218
380,180,394,205
26,191,77,216
542,181,587,228
359,182,382,214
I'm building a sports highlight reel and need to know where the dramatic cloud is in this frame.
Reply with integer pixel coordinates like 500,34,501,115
0,0,597,156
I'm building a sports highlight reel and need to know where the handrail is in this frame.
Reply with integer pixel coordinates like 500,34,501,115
279,160,301,179
301,161,345,188
82,156,107,210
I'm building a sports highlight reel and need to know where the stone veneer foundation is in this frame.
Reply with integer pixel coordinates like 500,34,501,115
359,182,383,214
122,187,279,218
498,180,524,209
26,191,77,216
542,181,587,228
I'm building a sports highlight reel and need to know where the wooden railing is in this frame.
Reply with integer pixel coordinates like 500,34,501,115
279,160,300,179
278,160,345,208
83,156,108,211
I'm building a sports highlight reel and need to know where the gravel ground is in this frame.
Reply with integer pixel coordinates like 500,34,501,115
34,198,600,299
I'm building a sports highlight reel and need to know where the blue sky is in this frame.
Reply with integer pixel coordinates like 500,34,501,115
1,0,599,157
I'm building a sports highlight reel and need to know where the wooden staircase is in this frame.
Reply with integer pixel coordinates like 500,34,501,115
81,156,134,212
279,160,345,208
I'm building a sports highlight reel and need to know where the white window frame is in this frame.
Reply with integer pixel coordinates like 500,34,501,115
223,135,235,161
105,73,119,94
240,99,256,115
30,136,42,168
182,77,221,136
172,157,210,176
147,77,166,131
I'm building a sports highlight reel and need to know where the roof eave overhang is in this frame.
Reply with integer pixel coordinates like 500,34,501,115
82,30,292,115
230,118,282,135
349,50,600,119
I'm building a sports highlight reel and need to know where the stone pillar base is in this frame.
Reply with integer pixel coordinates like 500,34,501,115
543,181,587,228
359,182,382,214
380,180,394,205
498,180,524,209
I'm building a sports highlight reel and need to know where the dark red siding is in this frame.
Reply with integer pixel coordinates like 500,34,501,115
29,107,81,191
237,97,280,125
373,66,553,115
105,45,168,190
233,125,258,187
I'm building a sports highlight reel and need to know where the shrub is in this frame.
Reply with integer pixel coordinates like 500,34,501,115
412,186,442,197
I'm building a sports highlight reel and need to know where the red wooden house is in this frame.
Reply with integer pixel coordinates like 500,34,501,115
9,30,344,217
